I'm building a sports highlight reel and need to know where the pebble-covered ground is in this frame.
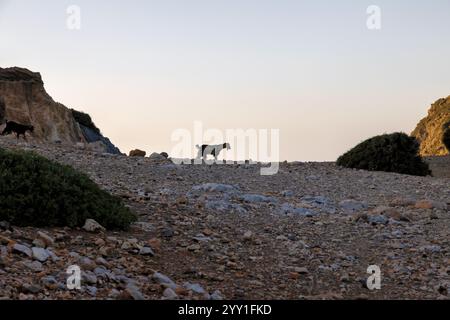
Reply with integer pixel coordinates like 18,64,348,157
0,138,449,300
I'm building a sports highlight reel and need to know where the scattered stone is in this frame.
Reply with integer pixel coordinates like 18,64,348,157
122,284,145,300
21,284,42,294
210,290,224,300
139,246,155,256
35,231,55,248
12,244,32,258
149,152,167,161
295,267,309,274
129,149,146,157
339,199,368,213
187,244,201,251
23,260,44,272
82,219,106,233
41,276,58,290
32,247,50,262
153,272,177,290
240,194,277,204
184,282,206,294
163,288,178,299
243,231,253,241
280,203,317,217
389,197,416,207
367,215,389,225
415,200,447,210
281,190,294,197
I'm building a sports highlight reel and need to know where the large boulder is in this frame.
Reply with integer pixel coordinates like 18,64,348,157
412,96,450,156
129,149,146,157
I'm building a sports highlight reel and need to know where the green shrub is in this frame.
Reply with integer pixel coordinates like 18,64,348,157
0,148,136,230
71,109,101,135
443,123,450,152
337,133,431,176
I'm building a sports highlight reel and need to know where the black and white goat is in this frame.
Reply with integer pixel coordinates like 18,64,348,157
196,143,231,161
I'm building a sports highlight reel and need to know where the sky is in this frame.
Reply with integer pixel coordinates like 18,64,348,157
1,0,450,161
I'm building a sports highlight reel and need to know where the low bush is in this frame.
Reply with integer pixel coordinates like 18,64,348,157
0,148,136,229
337,132,431,176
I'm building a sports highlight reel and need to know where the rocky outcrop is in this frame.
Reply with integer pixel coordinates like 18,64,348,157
79,124,122,155
412,96,450,156
0,67,121,154
0,67,84,143
129,149,146,157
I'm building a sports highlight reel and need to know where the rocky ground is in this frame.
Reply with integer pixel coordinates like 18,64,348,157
426,156,450,179
0,138,449,300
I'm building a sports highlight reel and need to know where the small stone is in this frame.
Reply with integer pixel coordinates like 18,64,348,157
389,197,416,207
163,288,178,299
339,199,368,213
184,282,206,294
21,284,42,294
148,238,161,252
152,272,177,290
243,231,253,241
367,215,389,225
294,267,309,274
281,190,294,197
79,257,97,271
36,231,55,248
187,244,201,251
83,219,106,233
210,290,224,300
161,227,175,238
289,272,300,280
95,257,109,267
41,276,58,289
32,247,50,262
13,244,32,258
149,152,167,161
123,284,145,300
139,247,155,256
415,200,447,210
86,286,98,297
82,271,98,285
23,260,43,272
32,238,46,248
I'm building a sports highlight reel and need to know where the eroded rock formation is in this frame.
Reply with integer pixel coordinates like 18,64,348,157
412,96,450,156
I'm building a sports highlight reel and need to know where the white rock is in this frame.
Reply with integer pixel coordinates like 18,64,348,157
32,247,50,262
83,219,106,233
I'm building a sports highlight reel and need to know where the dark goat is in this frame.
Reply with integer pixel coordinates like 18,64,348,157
1,120,34,140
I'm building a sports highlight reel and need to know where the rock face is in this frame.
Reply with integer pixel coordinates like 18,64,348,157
412,96,450,156
0,67,121,154
0,67,84,143
79,124,122,155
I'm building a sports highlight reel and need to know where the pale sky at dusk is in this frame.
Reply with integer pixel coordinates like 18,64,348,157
1,0,450,161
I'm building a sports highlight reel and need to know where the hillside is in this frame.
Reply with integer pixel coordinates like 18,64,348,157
0,138,449,300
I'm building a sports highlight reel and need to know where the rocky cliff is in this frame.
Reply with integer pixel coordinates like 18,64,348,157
0,67,121,154
412,96,450,156
0,67,85,143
